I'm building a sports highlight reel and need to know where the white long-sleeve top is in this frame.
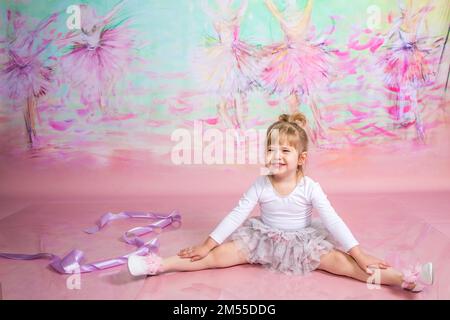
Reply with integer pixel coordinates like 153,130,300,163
209,176,359,252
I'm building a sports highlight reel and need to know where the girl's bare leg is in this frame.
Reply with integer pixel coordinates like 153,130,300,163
161,241,248,273
318,250,404,287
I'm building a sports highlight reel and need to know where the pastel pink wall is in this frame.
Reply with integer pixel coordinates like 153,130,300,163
1,114,449,201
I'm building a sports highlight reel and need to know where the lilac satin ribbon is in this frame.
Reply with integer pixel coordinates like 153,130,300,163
0,210,181,274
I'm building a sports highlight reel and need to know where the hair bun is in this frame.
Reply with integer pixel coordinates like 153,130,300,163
278,112,307,128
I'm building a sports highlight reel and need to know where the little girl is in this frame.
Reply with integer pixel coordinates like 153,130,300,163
128,113,434,292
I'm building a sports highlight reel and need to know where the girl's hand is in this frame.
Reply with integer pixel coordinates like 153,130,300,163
353,252,391,274
178,244,211,262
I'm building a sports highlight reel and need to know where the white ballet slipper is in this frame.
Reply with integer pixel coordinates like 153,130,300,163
402,262,434,293
127,253,163,277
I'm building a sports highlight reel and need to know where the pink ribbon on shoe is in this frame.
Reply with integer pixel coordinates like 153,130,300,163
0,210,181,274
401,263,422,289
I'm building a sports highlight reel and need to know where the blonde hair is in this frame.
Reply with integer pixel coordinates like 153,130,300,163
266,112,309,173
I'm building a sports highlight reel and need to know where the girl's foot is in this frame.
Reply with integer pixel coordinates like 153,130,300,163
127,253,163,277
402,262,434,292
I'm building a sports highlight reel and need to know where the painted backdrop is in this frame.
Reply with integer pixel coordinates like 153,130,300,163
0,1,449,195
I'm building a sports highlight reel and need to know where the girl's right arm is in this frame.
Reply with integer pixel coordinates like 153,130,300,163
178,237,219,261
204,236,219,250
208,177,262,244
178,177,263,260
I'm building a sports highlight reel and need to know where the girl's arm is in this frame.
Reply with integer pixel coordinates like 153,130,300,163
178,236,219,261
311,182,359,253
348,246,390,273
208,178,262,244
311,183,389,273
203,236,220,251
179,178,263,260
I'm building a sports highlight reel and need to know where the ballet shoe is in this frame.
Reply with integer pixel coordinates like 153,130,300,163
401,262,434,293
127,252,163,277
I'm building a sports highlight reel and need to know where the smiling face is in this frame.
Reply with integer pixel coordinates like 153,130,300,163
266,144,298,176
265,135,307,178
265,117,309,179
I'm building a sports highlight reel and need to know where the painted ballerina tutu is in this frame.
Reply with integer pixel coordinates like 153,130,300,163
195,0,259,131
381,31,437,91
0,10,59,146
58,0,135,114
261,0,333,144
261,38,331,98
200,24,258,100
378,0,443,141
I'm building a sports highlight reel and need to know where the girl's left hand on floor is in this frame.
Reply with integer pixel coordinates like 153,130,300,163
178,244,211,262
354,253,391,274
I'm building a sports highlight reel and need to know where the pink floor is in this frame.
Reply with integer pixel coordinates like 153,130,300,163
0,190,449,300
1,125,450,299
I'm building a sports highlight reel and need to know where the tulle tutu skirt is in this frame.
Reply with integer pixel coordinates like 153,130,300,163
231,217,336,275
260,39,331,96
